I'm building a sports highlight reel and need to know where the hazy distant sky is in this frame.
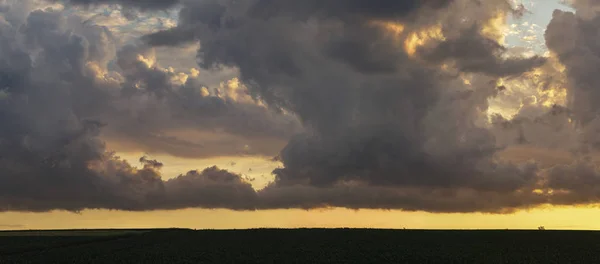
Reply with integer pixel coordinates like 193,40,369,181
4,0,600,230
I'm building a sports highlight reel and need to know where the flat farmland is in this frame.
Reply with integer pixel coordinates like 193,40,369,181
0,229,599,263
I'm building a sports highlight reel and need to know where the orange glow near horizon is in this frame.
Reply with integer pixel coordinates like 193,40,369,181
3,206,600,231
1,2,593,232
1,146,599,231
0,147,586,231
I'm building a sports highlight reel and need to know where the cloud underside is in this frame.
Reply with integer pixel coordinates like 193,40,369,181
2,0,600,214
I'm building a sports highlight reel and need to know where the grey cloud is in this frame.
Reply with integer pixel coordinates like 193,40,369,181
162,166,258,210
4,0,600,214
563,0,600,19
0,5,293,212
545,9,600,124
543,160,600,206
418,25,546,77
0,0,36,25
50,0,180,10
256,184,547,213
544,8,600,155
103,43,302,157
140,0,562,213
248,0,453,22
491,104,579,150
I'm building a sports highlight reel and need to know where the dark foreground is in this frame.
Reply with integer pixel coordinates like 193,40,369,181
0,229,599,263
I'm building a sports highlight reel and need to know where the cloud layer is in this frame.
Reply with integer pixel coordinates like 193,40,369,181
2,0,600,213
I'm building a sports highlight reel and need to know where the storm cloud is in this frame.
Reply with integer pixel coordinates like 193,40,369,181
0,1,296,212
141,0,547,211
2,0,600,213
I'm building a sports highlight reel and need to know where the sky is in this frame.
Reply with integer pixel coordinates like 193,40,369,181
4,0,600,230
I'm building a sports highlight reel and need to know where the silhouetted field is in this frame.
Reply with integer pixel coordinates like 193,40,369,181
0,228,599,263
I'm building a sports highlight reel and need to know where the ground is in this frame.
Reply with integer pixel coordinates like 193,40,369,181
0,228,599,263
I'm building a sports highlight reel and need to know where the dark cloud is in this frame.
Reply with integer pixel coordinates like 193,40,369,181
49,0,180,10
248,0,453,22
322,23,409,74
163,166,258,210
544,7,600,157
491,104,578,150
418,25,546,77
2,0,600,214
102,43,301,157
544,160,600,206
139,0,566,213
0,4,292,212
545,9,600,125
256,184,547,213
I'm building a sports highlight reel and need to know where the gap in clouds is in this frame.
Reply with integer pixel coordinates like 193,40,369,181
113,151,281,190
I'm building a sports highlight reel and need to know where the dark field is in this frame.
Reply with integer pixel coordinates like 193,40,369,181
1,229,600,263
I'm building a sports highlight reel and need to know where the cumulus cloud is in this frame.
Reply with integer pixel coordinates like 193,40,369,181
136,0,596,213
4,0,600,213
545,8,600,124
102,43,301,158
0,1,297,212
418,25,546,77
